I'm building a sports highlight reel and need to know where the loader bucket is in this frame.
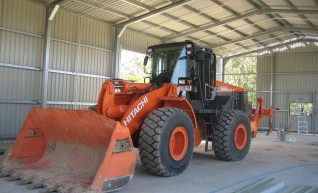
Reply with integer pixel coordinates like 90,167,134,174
0,108,136,193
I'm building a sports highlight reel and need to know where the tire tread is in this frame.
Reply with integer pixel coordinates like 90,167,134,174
213,109,251,161
139,108,192,176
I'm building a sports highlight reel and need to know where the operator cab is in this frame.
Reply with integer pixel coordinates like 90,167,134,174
144,41,216,103
144,41,250,125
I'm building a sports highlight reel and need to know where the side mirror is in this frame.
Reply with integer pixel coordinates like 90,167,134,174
143,56,148,66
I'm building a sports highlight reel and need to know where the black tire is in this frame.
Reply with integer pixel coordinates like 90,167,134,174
138,107,194,176
213,109,251,161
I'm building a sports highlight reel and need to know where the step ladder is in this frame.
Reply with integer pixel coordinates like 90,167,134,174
297,98,308,135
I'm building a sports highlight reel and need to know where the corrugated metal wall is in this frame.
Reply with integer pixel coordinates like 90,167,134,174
48,10,114,110
257,43,318,133
121,28,161,53
0,0,115,138
0,0,44,138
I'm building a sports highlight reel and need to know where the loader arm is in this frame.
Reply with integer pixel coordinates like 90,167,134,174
96,80,202,147
249,98,274,137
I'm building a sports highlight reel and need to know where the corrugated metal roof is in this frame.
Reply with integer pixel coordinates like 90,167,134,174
220,0,255,12
247,15,280,30
43,0,318,57
180,12,212,26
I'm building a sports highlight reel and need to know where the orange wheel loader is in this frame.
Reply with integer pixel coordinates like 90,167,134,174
0,41,274,193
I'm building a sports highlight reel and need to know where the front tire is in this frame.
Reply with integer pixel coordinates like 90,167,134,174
138,107,194,176
213,109,251,161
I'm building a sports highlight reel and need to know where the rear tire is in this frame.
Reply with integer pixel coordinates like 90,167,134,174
138,107,194,176
213,109,251,161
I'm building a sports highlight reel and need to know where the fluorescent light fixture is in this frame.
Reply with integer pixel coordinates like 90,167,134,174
49,5,59,21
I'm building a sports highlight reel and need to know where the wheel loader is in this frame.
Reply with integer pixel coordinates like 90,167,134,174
0,41,274,193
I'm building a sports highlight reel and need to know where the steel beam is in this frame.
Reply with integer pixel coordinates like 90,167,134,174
183,5,261,45
117,0,193,37
250,0,287,28
47,101,96,106
59,6,114,26
51,38,112,52
0,63,110,79
211,0,250,39
48,69,110,79
119,0,193,26
50,0,72,6
123,0,197,31
247,0,287,40
0,135,17,140
142,20,178,34
73,0,130,19
225,38,318,59
0,99,40,104
27,0,48,6
285,0,316,29
164,10,261,41
0,99,97,106
263,9,318,15
0,26,43,38
0,63,41,71
164,8,318,41
213,26,316,49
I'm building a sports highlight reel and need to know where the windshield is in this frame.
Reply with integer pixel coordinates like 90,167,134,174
149,45,186,84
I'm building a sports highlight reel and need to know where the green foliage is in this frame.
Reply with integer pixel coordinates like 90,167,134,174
119,50,147,83
224,57,257,103
290,102,313,116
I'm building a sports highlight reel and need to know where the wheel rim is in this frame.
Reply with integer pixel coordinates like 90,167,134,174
234,124,248,150
169,126,188,161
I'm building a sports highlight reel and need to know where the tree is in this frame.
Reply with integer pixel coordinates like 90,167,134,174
224,57,257,103
119,50,146,83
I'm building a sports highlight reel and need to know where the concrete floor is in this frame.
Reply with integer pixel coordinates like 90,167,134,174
0,132,317,193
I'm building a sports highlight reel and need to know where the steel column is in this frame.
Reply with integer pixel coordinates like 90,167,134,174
114,27,122,78
270,54,277,129
220,57,225,82
73,16,82,110
41,7,52,108
312,93,315,132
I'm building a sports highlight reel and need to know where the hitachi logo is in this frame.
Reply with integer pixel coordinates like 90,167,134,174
123,96,148,126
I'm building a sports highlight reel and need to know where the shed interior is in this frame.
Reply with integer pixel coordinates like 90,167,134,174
0,0,318,138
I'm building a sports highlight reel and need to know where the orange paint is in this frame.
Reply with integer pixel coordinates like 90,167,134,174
216,80,246,92
4,78,273,193
169,126,189,161
249,98,274,137
234,124,248,150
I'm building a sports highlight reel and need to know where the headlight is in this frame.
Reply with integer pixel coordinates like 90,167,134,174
147,48,153,55
186,50,192,55
178,79,186,85
186,43,193,48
